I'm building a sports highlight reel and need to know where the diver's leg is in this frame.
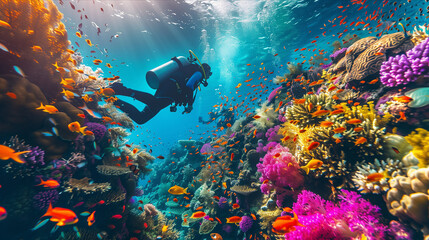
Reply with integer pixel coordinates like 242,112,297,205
110,82,158,105
115,98,173,124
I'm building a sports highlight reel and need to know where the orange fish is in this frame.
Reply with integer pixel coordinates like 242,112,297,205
210,233,223,240
36,179,60,188
307,142,320,151
75,32,82,38
366,171,390,182
353,127,363,132
355,137,367,145
226,216,242,224
283,207,293,212
392,96,413,103
87,211,95,226
0,145,30,164
36,103,59,114
42,203,78,226
232,203,240,209
346,118,362,125
369,79,378,84
330,109,345,115
271,212,304,234
251,213,257,220
100,88,115,97
196,206,203,211
295,99,306,104
86,39,92,46
320,121,334,127
173,198,178,202
312,110,330,117
68,121,87,134
0,206,6,220
253,115,261,119
0,20,12,29
333,127,346,133
5,92,16,99
190,211,206,219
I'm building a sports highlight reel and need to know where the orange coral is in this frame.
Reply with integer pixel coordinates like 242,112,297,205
0,0,72,99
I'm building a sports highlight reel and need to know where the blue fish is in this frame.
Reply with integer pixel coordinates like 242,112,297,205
31,219,49,231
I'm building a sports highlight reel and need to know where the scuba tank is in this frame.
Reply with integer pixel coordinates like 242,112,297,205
145,56,191,89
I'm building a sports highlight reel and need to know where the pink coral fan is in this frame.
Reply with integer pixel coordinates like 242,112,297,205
257,143,303,190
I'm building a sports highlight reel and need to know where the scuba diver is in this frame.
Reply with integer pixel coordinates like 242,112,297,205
110,51,212,124
198,107,236,129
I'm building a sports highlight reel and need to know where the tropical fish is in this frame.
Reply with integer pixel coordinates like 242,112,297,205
68,121,87,134
36,103,59,114
226,216,242,224
36,179,60,188
87,211,95,226
232,203,240,209
392,95,413,103
0,207,6,220
190,211,206,219
210,233,223,240
162,225,168,233
312,109,330,117
168,185,188,195
346,118,362,124
307,142,320,151
330,109,345,115
320,121,334,127
0,145,30,164
111,214,122,219
366,171,390,182
42,203,78,226
271,212,304,234
300,159,323,174
355,137,367,145
0,20,12,29
333,127,346,133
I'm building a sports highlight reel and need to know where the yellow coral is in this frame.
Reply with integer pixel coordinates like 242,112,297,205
405,128,429,168
342,101,392,127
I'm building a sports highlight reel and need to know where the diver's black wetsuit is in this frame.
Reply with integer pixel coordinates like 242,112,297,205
113,63,204,124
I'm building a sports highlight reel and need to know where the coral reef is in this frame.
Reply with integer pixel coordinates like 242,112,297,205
405,128,429,168
387,168,429,237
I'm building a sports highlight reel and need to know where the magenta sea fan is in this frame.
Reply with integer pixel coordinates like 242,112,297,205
257,143,303,190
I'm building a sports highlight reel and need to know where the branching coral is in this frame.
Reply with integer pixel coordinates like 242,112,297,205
386,168,429,237
405,128,429,168
285,93,337,128
65,177,111,194
100,103,134,130
352,158,408,194
412,25,429,45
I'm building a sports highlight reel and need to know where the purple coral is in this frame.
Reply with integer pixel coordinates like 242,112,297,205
330,48,348,62
257,143,303,190
23,146,45,169
84,122,106,142
268,86,283,102
380,38,429,87
286,190,387,240
218,197,228,209
266,125,282,142
239,215,253,233
33,190,59,211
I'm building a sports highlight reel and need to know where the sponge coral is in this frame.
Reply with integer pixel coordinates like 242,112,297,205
405,128,429,168
257,143,303,191
386,168,429,237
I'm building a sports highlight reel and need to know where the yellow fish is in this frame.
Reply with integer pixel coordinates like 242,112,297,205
0,145,30,164
300,159,323,174
61,89,75,99
68,121,87,134
168,185,188,195
162,225,168,233
36,103,58,114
